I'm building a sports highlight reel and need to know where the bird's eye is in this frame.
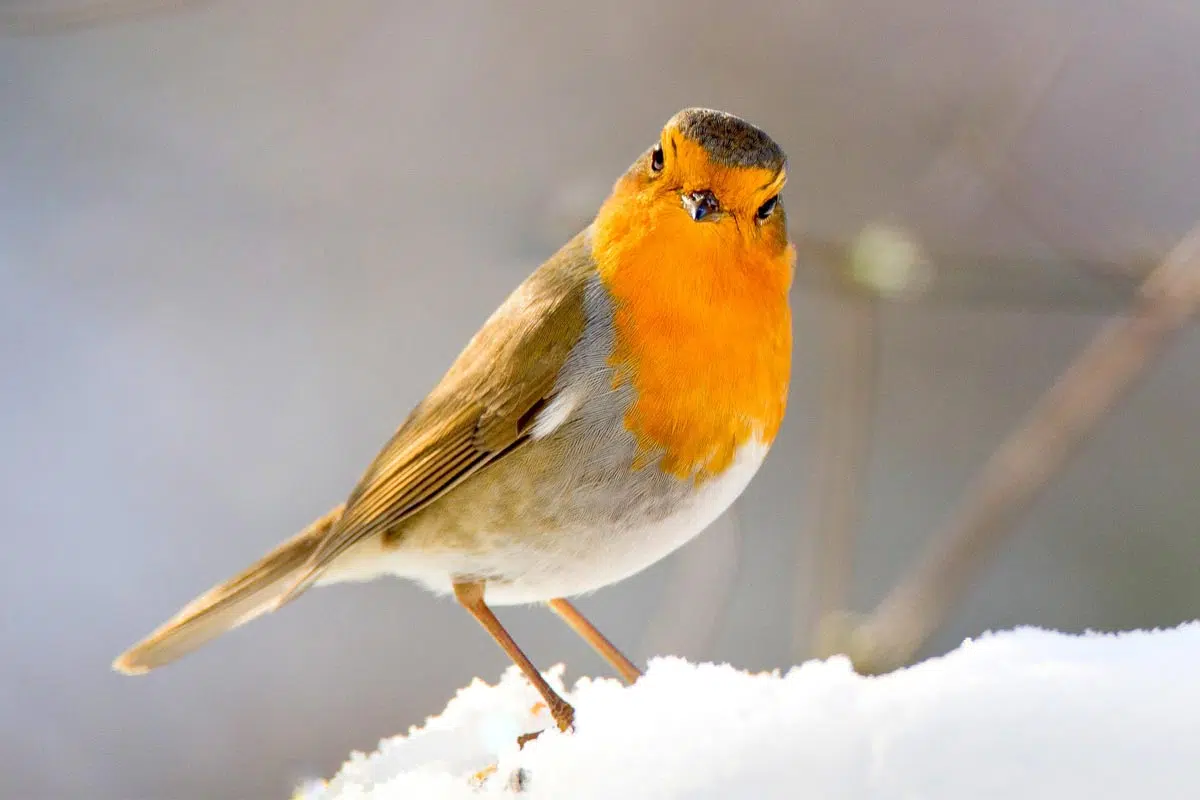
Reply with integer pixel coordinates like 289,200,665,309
650,144,664,173
755,195,778,222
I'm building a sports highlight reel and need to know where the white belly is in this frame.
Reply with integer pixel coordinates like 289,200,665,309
323,438,769,605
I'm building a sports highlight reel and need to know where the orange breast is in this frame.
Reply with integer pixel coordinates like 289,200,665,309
591,200,793,482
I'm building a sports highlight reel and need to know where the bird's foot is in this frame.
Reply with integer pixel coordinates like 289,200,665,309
467,698,572,790
522,695,575,744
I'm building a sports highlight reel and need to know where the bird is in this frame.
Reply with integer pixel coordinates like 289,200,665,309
113,107,794,737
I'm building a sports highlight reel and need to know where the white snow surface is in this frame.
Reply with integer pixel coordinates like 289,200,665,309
297,624,1200,800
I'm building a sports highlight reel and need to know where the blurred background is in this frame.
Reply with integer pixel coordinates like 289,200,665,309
2,1,1199,797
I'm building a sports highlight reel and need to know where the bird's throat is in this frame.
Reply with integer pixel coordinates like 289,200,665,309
589,213,793,483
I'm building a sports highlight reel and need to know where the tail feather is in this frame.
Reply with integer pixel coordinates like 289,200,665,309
112,505,344,675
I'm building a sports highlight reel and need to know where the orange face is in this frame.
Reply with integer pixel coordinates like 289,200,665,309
591,114,795,482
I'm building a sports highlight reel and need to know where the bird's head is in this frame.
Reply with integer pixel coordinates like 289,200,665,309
593,108,793,283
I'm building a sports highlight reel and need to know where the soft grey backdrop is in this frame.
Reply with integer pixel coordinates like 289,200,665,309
2,2,1198,798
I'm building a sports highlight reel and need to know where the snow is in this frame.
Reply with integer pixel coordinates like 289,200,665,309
296,623,1200,800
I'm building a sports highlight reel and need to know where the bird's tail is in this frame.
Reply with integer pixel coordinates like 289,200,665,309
112,504,344,675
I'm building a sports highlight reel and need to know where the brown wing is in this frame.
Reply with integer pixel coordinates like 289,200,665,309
276,232,595,603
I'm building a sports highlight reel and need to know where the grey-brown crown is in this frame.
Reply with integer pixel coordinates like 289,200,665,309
669,108,786,172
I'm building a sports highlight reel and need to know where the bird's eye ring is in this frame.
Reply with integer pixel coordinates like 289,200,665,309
650,144,664,173
755,195,778,222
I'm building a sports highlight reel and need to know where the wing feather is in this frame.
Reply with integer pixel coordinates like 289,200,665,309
275,232,595,603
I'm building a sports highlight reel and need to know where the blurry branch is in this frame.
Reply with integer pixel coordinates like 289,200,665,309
803,36,1187,674
950,28,1080,259
792,288,878,662
0,0,212,36
792,235,1149,312
815,222,1200,675
808,28,1151,313
792,40,1112,663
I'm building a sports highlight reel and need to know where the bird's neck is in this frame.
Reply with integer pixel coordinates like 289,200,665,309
588,216,793,483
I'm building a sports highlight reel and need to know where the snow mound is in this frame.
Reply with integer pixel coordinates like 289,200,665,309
296,624,1200,800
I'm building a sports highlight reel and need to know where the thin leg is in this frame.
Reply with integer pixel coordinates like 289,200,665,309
547,598,642,685
454,581,574,732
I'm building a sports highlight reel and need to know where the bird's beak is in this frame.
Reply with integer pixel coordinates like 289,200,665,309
681,189,719,222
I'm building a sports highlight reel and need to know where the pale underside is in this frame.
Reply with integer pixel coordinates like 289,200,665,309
322,437,767,605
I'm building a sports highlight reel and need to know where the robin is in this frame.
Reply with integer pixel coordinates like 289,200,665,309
114,107,793,737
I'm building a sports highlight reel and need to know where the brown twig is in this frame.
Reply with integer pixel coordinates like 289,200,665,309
953,31,1081,258
819,223,1200,674
793,290,879,661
